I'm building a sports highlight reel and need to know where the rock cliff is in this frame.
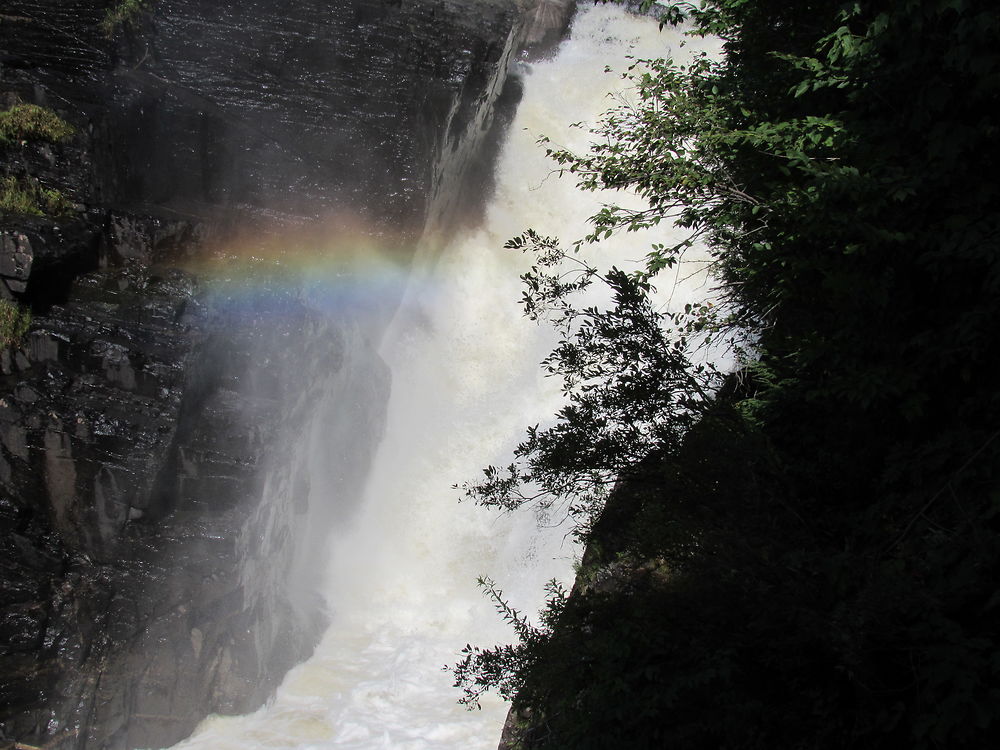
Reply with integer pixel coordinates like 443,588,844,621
0,1,575,748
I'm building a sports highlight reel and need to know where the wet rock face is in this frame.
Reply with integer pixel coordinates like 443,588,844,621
0,220,101,307
1,257,391,748
1,0,577,748
2,0,538,235
105,0,516,230
2,264,195,555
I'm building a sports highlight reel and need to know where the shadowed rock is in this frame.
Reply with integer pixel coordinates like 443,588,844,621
0,0,577,748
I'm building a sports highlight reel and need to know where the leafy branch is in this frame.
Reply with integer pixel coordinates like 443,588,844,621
459,231,720,539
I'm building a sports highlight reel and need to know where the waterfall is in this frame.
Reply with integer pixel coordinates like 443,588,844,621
167,6,716,749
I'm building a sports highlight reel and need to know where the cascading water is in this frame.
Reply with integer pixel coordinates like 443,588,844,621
169,6,718,749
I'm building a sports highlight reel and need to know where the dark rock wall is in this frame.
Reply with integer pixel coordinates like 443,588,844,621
0,0,577,748
1,259,385,749
2,0,544,233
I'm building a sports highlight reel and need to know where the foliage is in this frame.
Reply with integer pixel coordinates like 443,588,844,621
0,176,74,217
455,0,1000,747
100,0,150,36
460,230,719,540
0,103,75,145
0,300,31,348
452,576,568,709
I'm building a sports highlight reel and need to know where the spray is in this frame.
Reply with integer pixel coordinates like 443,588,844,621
168,5,716,749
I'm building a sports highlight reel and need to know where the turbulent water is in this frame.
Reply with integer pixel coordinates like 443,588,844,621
169,6,717,750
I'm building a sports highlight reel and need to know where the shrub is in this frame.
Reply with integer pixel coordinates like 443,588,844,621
100,0,150,36
0,103,75,145
0,176,75,217
0,299,31,348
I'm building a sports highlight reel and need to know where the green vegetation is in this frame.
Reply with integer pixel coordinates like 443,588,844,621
0,299,31,348
0,103,75,145
0,176,74,217
455,0,1000,747
100,0,150,36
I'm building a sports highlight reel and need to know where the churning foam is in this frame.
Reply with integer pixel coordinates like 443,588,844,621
169,5,717,750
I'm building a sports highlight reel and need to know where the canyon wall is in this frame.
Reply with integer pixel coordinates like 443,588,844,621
0,1,575,748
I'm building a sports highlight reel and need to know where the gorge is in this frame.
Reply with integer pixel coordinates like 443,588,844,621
169,7,707,749
8,1,996,748
1,0,582,746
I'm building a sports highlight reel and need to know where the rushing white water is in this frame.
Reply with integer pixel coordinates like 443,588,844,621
171,6,718,750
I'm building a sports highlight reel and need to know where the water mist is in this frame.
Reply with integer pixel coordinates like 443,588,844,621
168,6,718,749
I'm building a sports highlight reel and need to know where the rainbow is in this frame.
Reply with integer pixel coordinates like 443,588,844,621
180,216,444,325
